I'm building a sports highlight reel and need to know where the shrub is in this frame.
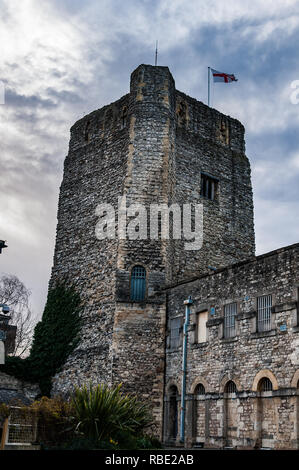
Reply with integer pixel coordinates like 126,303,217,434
28,396,74,445
71,383,152,444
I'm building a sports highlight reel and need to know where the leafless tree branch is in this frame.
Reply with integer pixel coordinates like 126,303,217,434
0,274,36,357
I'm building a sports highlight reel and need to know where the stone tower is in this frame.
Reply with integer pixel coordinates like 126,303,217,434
50,64,255,436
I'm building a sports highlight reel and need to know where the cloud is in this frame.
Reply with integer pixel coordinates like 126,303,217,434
1,0,299,321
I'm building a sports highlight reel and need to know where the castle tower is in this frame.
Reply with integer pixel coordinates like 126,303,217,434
50,64,255,436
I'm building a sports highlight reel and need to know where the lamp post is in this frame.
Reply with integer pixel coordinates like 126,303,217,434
180,295,193,444
0,304,10,365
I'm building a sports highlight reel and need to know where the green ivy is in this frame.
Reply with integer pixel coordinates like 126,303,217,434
0,282,82,396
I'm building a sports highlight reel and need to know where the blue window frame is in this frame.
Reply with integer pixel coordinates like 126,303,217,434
130,266,146,301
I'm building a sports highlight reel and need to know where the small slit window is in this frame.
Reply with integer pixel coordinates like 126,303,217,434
84,121,91,142
120,106,128,129
130,266,146,301
200,173,218,201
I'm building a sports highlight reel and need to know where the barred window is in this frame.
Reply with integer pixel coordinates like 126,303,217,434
194,383,205,395
200,173,218,201
170,317,181,349
225,381,237,394
130,266,146,301
224,302,237,338
259,377,273,392
257,294,272,332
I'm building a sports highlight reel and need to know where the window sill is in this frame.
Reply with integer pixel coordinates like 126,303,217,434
221,337,238,343
251,329,277,339
191,341,208,349
167,347,182,353
116,299,164,306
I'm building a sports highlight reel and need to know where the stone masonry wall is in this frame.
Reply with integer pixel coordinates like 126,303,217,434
51,93,131,394
49,64,256,437
165,243,299,449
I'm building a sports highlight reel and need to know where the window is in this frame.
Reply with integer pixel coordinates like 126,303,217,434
200,173,218,200
194,383,205,395
84,121,91,142
197,311,208,343
257,294,272,332
170,317,181,349
224,303,237,338
225,381,237,394
120,106,128,129
259,377,273,392
130,266,146,301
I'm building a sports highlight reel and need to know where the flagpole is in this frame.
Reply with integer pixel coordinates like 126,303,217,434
155,40,158,66
208,67,211,107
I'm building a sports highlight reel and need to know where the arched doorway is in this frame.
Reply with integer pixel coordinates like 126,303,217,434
257,377,274,449
224,381,238,447
193,384,206,446
168,385,179,441
297,379,299,449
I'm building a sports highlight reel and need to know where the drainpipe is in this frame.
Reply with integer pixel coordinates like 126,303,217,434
180,295,193,444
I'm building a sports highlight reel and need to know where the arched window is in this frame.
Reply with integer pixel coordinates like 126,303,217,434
194,383,205,395
225,381,237,394
130,266,146,301
259,377,273,392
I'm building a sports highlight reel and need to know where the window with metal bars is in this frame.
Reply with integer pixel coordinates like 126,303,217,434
194,383,205,395
225,381,237,394
130,266,146,301
200,173,218,201
259,377,273,392
224,302,237,338
170,317,181,349
257,294,272,332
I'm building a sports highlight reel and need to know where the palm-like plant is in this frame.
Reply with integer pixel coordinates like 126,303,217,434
71,383,152,443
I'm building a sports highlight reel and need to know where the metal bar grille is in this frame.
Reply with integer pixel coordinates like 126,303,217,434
130,266,146,301
260,377,273,392
257,294,272,332
195,384,205,395
224,303,237,338
200,174,217,200
6,407,37,445
170,317,181,349
225,381,237,394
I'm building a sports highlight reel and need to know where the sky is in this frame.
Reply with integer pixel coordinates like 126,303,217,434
1,0,299,322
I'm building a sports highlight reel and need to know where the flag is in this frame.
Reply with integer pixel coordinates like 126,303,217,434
211,69,238,83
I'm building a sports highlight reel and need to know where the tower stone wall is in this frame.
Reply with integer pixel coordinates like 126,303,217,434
49,64,255,436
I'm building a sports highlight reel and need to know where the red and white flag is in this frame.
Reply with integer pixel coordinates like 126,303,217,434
211,69,238,83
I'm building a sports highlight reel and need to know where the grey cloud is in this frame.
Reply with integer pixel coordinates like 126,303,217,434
5,89,56,108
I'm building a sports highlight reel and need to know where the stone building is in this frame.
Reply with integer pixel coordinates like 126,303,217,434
49,64,299,449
